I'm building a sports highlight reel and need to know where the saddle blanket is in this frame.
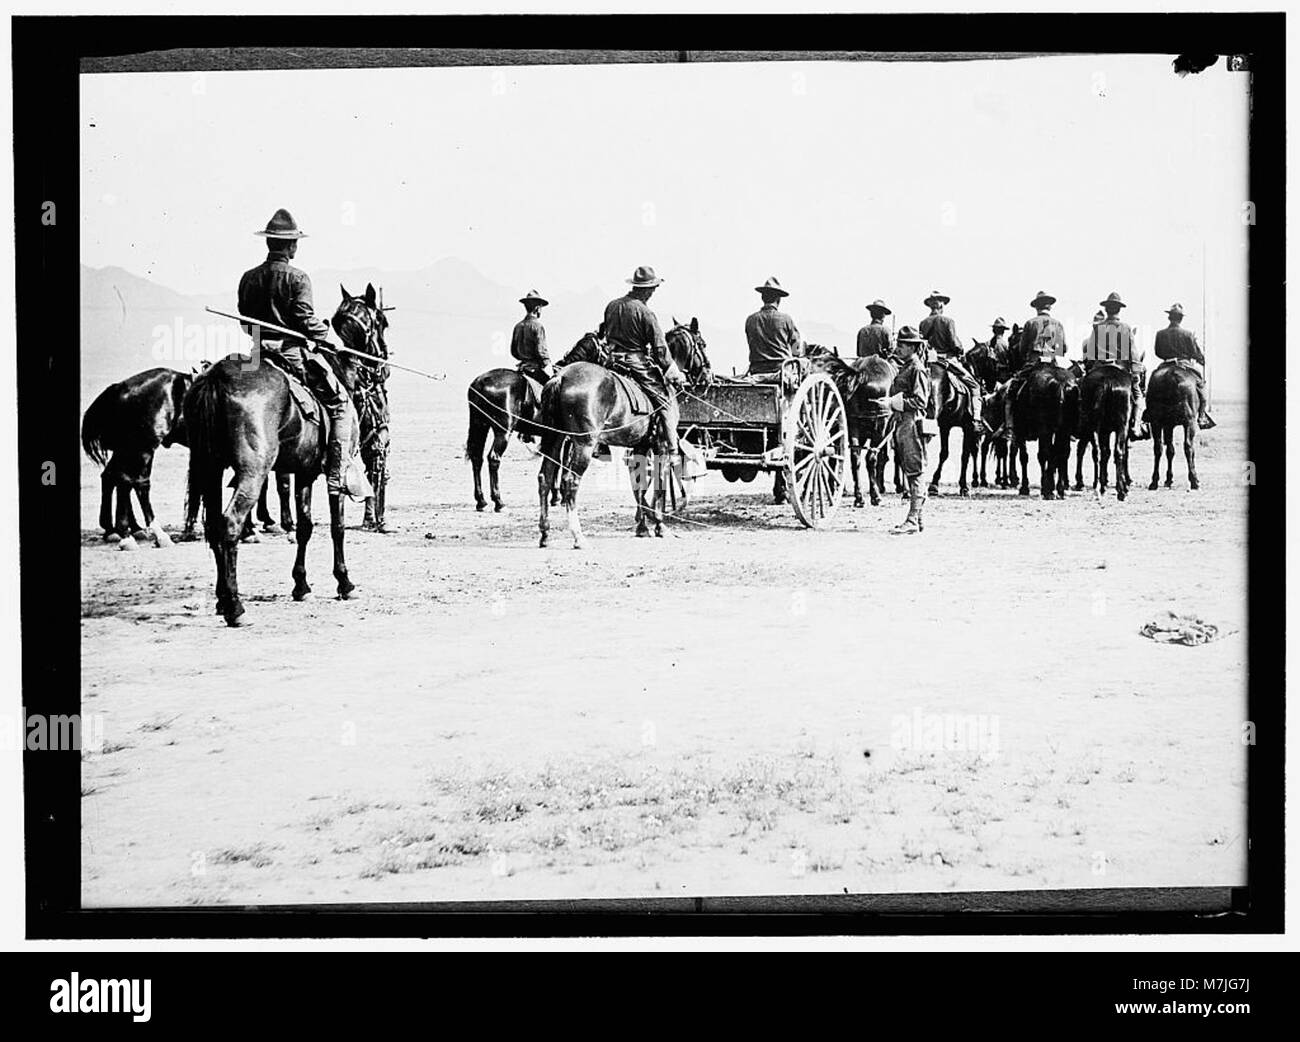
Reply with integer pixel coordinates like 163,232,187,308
521,373,546,411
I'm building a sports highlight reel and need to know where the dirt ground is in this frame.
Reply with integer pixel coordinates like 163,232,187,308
80,382,1248,906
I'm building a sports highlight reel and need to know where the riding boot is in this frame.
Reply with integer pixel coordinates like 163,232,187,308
1197,395,1217,430
1130,381,1150,440
891,475,924,535
325,403,349,494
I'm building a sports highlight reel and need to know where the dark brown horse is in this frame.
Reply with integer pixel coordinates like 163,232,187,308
806,345,897,507
334,284,395,531
183,301,374,627
536,320,710,548
927,361,983,498
1073,364,1133,500
976,385,1014,490
465,329,608,512
1144,361,1201,490
82,367,193,549
1010,364,1078,499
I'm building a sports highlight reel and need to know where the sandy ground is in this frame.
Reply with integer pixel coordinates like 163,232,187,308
80,384,1248,906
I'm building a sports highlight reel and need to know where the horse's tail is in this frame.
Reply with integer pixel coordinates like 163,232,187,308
80,382,120,467
465,378,487,461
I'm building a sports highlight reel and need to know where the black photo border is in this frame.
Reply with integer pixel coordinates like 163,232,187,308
16,12,1284,939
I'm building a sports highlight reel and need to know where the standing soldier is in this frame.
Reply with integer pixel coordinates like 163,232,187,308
745,277,804,378
1002,290,1067,446
602,265,686,456
886,326,934,536
856,299,893,358
1153,303,1216,429
1082,291,1150,440
237,208,360,499
919,290,984,429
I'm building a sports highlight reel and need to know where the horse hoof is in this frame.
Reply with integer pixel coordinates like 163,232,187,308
654,528,664,538
337,584,355,600
959,488,970,499
870,498,880,508
1149,482,1159,491
224,606,247,628
853,498,864,508
1190,481,1199,491
636,529,650,538
118,536,139,552
1018,488,1030,497
475,502,487,512
493,502,505,513
104,531,120,543
927,486,939,497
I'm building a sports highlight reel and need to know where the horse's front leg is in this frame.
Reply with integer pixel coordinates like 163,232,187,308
291,478,314,600
958,426,974,497
1074,435,1088,491
1165,429,1176,487
113,472,140,550
328,492,354,598
277,473,294,532
1017,439,1031,496
1098,433,1111,494
1149,426,1163,490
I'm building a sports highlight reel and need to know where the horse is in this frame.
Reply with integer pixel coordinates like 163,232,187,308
182,295,377,627
333,285,395,531
1009,364,1078,499
1073,363,1133,500
977,384,1013,490
926,360,984,498
806,345,897,507
536,319,711,549
465,328,609,513
82,367,193,550
1144,361,1201,490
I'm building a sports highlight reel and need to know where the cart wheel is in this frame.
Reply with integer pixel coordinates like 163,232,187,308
782,372,848,528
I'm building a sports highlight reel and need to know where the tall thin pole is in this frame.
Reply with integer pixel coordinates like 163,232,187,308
1202,238,1211,409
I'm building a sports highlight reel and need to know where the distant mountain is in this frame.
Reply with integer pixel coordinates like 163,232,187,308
81,260,861,403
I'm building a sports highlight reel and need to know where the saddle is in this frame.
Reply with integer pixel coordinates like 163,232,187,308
260,353,326,431
607,370,655,415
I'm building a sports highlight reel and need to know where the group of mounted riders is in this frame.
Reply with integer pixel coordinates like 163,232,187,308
83,206,1220,621
499,270,1216,535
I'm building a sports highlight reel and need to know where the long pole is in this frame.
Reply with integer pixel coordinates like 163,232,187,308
204,306,446,381
1202,239,1211,409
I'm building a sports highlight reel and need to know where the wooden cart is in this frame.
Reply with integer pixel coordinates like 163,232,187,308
676,357,849,528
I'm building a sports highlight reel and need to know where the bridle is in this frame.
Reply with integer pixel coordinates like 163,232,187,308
332,297,389,363
667,325,710,385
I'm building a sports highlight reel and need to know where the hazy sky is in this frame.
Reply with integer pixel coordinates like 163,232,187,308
81,54,1250,391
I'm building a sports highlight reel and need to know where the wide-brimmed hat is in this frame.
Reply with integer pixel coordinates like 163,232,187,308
1099,291,1126,309
991,316,1009,330
626,265,664,287
896,325,926,344
519,289,549,307
255,208,307,239
1166,303,1186,317
1029,290,1057,309
865,299,891,315
755,276,789,298
923,290,951,307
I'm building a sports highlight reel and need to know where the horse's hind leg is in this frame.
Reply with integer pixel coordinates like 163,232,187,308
628,450,650,537
1074,436,1088,491
467,409,491,511
134,453,172,548
928,427,950,496
1185,426,1199,490
219,470,266,625
561,439,596,550
1017,441,1031,497
276,473,294,532
113,468,140,551
98,468,115,537
849,438,864,507
1098,433,1111,495
1164,427,1176,487
255,476,275,529
488,429,509,512
1149,426,1163,490
291,478,314,600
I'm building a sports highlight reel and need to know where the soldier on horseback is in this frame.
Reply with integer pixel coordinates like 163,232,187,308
602,265,686,453
511,289,552,385
1001,290,1068,446
1152,303,1215,429
919,290,984,430
1082,291,1150,441
237,208,357,496
856,299,893,359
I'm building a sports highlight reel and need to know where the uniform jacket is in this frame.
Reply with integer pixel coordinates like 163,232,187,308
1018,313,1067,365
237,248,331,372
510,314,550,366
919,312,962,356
745,304,803,373
890,356,933,422
1085,317,1143,367
856,322,892,358
1153,325,1204,365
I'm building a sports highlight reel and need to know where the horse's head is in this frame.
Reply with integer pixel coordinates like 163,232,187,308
557,328,609,368
666,316,712,386
333,283,391,362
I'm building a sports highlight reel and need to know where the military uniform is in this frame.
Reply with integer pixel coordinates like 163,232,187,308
919,295,982,425
237,212,354,494
1153,310,1214,427
510,313,551,384
603,270,683,451
856,321,893,359
888,328,933,534
1002,292,1066,445
1082,298,1147,437
745,305,802,375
